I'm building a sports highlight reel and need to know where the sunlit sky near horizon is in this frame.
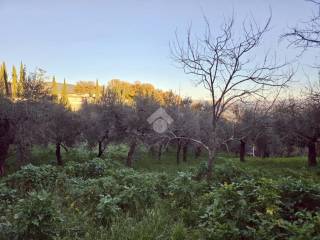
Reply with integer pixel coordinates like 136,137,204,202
0,0,319,100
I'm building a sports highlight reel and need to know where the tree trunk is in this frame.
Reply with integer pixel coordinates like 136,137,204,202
126,141,137,167
195,146,201,158
207,150,214,180
240,140,245,162
149,145,156,157
252,145,256,157
182,142,188,162
56,142,63,166
17,141,32,164
0,143,10,176
308,141,317,167
0,119,12,176
158,144,162,161
176,140,182,165
98,141,103,157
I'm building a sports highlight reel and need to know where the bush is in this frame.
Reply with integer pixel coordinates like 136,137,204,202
213,162,249,183
95,194,120,226
169,171,208,208
279,178,320,219
106,144,129,162
199,178,281,239
11,190,63,240
65,176,120,211
64,158,120,179
114,169,158,213
5,164,58,193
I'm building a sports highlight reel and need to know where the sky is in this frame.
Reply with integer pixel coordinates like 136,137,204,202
0,0,319,99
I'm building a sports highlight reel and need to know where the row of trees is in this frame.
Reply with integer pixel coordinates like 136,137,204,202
1,74,319,177
0,62,26,98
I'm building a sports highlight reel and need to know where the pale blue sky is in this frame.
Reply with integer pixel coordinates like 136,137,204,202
0,0,318,99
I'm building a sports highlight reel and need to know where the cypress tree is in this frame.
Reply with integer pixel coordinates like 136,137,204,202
51,76,58,100
18,62,26,97
60,78,70,107
0,64,3,95
95,79,100,102
11,65,18,99
0,62,9,96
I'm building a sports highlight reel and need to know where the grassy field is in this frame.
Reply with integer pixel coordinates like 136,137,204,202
1,146,320,240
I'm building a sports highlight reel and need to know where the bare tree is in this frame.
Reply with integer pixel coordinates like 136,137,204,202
171,15,291,178
282,0,320,49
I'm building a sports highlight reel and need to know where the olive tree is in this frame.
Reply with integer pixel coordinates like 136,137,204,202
273,93,320,166
38,103,81,165
80,90,126,157
124,95,159,167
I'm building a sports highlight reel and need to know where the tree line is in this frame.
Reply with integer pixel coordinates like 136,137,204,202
0,71,319,177
1,0,320,178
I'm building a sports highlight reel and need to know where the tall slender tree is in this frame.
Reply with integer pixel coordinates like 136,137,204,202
60,78,70,107
0,64,3,95
0,62,9,96
11,65,18,99
51,76,58,100
18,62,26,97
95,79,100,102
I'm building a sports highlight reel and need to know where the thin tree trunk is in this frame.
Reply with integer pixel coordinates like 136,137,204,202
0,143,10,176
56,142,63,166
98,141,103,157
195,146,201,158
126,141,137,167
158,144,162,161
308,141,317,167
207,149,214,180
240,140,246,162
182,142,188,162
252,145,255,157
176,140,182,165
0,119,12,176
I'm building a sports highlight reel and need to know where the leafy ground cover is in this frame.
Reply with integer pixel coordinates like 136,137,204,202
1,147,320,239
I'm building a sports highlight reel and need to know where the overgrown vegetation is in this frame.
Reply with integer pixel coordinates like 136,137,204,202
1,148,320,240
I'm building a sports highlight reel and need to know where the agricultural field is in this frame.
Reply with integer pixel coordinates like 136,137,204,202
1,146,320,240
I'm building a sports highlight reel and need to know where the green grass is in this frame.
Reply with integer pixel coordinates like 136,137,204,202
134,149,320,180
5,144,320,179
134,150,206,174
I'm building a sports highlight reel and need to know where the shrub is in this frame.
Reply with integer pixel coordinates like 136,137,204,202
115,170,158,213
65,176,120,211
199,178,281,239
279,178,320,219
171,223,187,240
106,144,129,162
5,164,58,193
169,171,208,208
95,194,120,226
11,190,63,240
213,162,249,183
64,158,120,178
